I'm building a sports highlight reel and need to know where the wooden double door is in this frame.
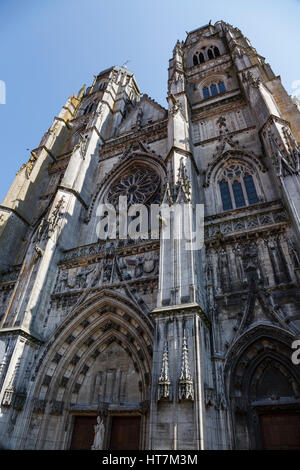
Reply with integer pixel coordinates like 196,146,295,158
70,415,141,450
260,411,300,450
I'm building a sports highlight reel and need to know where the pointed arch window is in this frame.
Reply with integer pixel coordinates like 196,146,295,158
218,81,226,93
207,48,214,60
202,81,226,99
203,87,210,99
232,180,245,207
218,162,259,211
219,180,233,210
192,45,221,67
214,46,220,57
210,84,218,96
243,172,259,204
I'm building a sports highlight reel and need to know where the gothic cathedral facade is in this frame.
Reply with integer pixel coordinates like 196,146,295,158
0,21,300,450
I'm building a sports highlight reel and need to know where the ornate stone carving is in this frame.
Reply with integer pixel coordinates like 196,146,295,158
107,167,160,207
178,331,194,401
17,151,38,179
175,158,191,203
265,126,300,176
158,342,171,401
36,196,65,242
1,387,27,411
33,398,47,414
50,400,64,415
135,107,143,130
118,251,159,281
91,416,105,450
169,93,184,117
2,387,14,407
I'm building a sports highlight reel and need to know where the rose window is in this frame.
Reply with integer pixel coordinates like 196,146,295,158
107,167,160,207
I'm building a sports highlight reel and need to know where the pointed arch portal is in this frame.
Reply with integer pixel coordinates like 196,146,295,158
225,326,300,449
21,290,153,449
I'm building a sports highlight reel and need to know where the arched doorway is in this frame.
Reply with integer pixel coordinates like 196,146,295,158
225,326,300,449
20,291,153,449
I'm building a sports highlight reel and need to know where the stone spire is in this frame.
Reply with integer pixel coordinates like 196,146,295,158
158,342,171,401
178,330,194,401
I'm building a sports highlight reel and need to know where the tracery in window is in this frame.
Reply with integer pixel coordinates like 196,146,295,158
107,166,161,207
218,162,259,211
203,81,226,99
192,45,221,66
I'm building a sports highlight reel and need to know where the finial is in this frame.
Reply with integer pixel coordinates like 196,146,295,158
178,329,194,401
158,342,171,401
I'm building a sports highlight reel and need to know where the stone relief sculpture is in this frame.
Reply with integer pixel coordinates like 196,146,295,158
117,252,159,281
91,416,105,450
35,197,65,243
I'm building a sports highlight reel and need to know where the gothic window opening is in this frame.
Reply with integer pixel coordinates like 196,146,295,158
203,87,210,99
214,46,220,57
202,81,226,99
219,180,233,211
107,167,160,207
218,81,226,93
210,83,218,96
207,48,214,60
104,166,161,239
243,172,259,204
232,180,245,207
207,45,220,60
218,162,259,211
192,45,221,66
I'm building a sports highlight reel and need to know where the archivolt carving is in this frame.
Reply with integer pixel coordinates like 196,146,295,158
21,291,154,448
224,325,299,402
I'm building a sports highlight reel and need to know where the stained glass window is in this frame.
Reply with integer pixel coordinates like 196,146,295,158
232,180,246,207
210,84,218,96
219,162,259,211
219,180,233,211
203,87,210,99
218,81,226,93
244,173,259,204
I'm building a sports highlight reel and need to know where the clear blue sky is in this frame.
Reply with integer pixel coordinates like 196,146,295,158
1,0,300,203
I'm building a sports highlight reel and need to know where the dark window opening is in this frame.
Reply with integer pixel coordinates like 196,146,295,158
203,87,210,99
232,180,246,208
214,46,220,57
243,173,259,204
207,49,214,60
220,180,233,211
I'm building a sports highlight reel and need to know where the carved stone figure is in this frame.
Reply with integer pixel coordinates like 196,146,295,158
91,416,105,450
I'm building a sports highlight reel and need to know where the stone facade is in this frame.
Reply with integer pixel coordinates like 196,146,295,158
0,20,300,449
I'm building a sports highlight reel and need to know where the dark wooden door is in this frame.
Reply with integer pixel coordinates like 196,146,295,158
260,412,300,449
109,416,141,450
70,415,97,450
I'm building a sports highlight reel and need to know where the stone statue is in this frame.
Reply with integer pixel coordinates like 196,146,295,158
91,416,105,450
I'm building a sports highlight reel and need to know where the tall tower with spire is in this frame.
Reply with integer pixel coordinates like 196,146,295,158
0,22,300,450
